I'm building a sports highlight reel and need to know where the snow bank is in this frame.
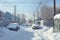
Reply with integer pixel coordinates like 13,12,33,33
53,33,60,40
42,27,53,40
33,26,60,40
54,14,60,19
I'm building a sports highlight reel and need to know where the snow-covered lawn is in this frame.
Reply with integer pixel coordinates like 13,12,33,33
0,26,60,40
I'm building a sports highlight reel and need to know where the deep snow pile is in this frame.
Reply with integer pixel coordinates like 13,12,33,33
32,26,60,40
42,27,53,40
32,26,51,40
54,14,60,19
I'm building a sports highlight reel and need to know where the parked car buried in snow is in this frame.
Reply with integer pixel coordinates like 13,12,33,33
32,23,42,29
7,23,20,31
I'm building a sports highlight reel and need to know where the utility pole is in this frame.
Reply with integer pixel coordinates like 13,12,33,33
17,14,20,25
14,5,16,22
53,0,56,32
37,10,39,20
54,0,56,16
33,12,35,23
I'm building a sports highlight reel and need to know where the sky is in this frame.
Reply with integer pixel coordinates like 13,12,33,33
0,0,60,19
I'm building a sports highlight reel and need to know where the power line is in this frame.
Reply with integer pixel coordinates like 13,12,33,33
0,2,40,4
33,0,43,15
3,0,13,7
0,3,13,11
33,0,42,22
33,0,48,21
36,0,48,12
0,0,14,13
14,5,16,22
0,0,13,11
34,0,48,14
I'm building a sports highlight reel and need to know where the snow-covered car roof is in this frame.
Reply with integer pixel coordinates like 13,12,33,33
32,23,39,27
54,14,60,19
7,23,19,28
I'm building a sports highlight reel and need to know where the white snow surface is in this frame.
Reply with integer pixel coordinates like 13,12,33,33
7,23,19,28
0,26,34,40
0,25,60,40
54,14,60,19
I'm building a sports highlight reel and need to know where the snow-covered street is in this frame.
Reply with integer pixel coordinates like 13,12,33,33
0,25,60,40
0,0,60,40
0,26,34,40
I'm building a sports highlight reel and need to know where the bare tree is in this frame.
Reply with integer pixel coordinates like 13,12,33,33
40,5,53,20
40,5,54,26
20,14,26,24
0,11,4,27
17,14,20,24
56,7,60,14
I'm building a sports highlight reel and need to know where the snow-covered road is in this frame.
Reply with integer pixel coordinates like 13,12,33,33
0,26,34,40
0,26,60,40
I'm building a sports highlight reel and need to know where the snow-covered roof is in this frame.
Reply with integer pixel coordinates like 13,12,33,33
54,14,60,19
